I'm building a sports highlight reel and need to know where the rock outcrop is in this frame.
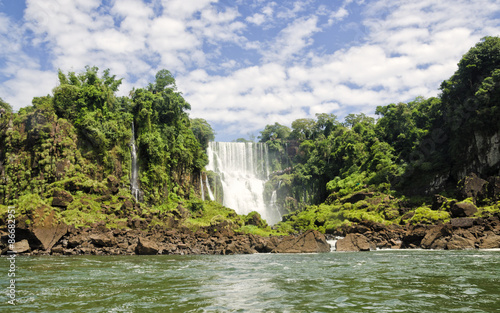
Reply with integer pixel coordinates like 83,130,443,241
336,233,372,252
272,230,330,253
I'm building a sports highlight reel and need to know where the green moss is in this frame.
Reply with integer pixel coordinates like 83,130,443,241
476,203,500,217
408,206,450,225
186,200,243,229
237,225,287,237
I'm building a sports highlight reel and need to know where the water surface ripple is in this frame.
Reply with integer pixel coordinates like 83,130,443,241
1,250,499,312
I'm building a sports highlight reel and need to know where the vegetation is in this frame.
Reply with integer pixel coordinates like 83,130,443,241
262,37,500,232
1,37,499,237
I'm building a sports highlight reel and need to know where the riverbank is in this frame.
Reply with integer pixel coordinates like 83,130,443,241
333,214,500,251
1,213,499,255
0,223,331,256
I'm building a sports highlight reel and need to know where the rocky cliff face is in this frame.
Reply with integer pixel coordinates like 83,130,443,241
457,131,500,179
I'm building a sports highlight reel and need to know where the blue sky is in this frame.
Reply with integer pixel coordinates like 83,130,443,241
1,0,500,141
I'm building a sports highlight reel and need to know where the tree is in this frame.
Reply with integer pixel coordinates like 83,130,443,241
148,69,177,93
0,97,13,113
259,122,291,142
313,113,338,138
290,118,316,140
190,118,215,149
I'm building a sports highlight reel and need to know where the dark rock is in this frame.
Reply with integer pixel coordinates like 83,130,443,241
51,246,65,254
459,173,488,204
432,194,448,210
430,238,448,250
447,235,475,250
449,202,478,218
421,225,451,249
52,189,74,208
451,218,475,228
135,237,160,255
107,175,120,194
121,200,133,212
68,234,87,248
273,230,330,253
402,225,429,247
90,233,117,247
487,176,500,201
336,233,372,252
344,192,374,204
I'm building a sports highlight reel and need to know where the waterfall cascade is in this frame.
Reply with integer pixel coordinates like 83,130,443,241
206,142,281,225
205,175,215,201
130,123,140,201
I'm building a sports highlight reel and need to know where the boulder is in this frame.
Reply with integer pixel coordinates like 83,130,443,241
430,238,448,250
17,207,69,251
120,200,134,214
459,173,488,204
449,202,478,218
32,223,69,251
479,234,500,249
446,235,476,250
107,175,120,194
135,237,160,255
90,233,117,247
51,189,73,208
450,218,475,228
420,225,451,249
13,239,31,253
402,225,429,248
273,230,330,253
336,233,372,252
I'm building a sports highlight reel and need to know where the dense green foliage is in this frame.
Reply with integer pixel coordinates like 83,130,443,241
0,66,277,236
263,37,500,232
1,37,499,237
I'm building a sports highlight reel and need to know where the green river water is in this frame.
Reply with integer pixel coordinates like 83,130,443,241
1,250,499,312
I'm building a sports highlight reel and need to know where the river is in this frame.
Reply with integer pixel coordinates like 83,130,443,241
1,250,499,312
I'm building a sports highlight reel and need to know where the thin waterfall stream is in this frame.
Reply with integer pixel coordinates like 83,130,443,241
130,122,140,201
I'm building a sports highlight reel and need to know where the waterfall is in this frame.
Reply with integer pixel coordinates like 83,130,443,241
270,190,282,222
205,175,215,201
200,173,205,201
206,142,281,225
130,122,140,201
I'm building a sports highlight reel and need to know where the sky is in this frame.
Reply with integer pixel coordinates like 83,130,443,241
1,0,500,141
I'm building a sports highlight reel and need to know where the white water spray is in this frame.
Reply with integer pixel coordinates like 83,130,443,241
206,142,281,225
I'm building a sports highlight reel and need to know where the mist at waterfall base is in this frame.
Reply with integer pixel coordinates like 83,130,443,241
206,142,282,225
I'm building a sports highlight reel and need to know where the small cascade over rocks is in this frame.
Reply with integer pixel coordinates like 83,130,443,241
130,122,140,201
206,142,281,225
